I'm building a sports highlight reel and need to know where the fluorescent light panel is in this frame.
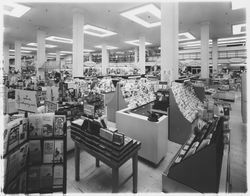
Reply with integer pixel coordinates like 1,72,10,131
3,2,30,17
46,36,73,44
9,49,32,53
60,51,72,54
95,45,118,50
84,49,95,52
179,32,196,41
231,1,246,10
120,4,161,28
21,47,37,51
84,24,117,37
27,42,57,48
218,36,246,41
125,40,152,46
232,24,246,35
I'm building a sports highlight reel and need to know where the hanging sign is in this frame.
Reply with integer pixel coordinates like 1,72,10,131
16,90,37,113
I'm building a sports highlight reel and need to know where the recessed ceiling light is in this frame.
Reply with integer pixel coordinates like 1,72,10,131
120,4,161,28
60,51,72,54
27,43,57,48
232,24,246,35
46,36,73,44
3,1,31,18
21,47,37,51
84,24,117,37
218,36,246,41
178,32,196,41
125,40,152,46
84,49,95,52
95,45,118,50
231,1,246,10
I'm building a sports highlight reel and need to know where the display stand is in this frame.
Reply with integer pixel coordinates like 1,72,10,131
3,113,67,194
193,86,205,102
107,83,128,122
168,89,198,145
241,72,247,123
162,117,230,193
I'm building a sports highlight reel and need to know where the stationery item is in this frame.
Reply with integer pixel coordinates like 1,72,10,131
19,143,29,169
19,118,28,144
54,140,63,163
29,114,43,138
113,132,124,146
7,120,21,151
100,128,114,142
19,171,27,193
53,165,63,189
28,166,40,192
54,115,66,136
40,165,53,190
42,113,54,137
43,140,54,163
29,140,41,164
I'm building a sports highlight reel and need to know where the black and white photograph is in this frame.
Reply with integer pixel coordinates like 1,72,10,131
1,0,248,194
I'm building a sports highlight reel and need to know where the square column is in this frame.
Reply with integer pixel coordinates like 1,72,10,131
89,53,92,61
73,12,84,78
102,45,109,75
3,44,9,74
212,38,218,74
134,47,138,64
161,2,179,82
56,50,60,67
37,30,46,79
200,21,210,79
139,36,145,74
15,41,21,72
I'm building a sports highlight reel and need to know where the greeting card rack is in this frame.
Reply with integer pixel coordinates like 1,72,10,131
163,117,227,193
3,112,67,194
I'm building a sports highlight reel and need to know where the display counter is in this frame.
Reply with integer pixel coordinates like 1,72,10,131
116,102,168,165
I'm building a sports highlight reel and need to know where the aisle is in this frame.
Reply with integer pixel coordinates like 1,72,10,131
229,91,247,192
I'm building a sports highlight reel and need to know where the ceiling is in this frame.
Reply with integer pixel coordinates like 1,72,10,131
3,1,246,54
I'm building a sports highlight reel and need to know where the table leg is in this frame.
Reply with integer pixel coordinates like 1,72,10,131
96,158,100,167
112,167,119,193
132,152,138,193
75,143,80,181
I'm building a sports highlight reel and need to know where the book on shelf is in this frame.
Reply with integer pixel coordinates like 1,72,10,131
29,114,43,138
29,140,42,164
40,165,53,190
54,115,66,136
19,143,29,169
19,118,28,144
27,166,40,192
53,165,63,189
43,140,54,163
54,140,64,163
42,113,54,137
19,171,27,193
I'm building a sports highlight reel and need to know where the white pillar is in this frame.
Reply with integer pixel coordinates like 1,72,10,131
212,38,218,74
102,45,109,75
37,30,46,79
89,53,92,61
56,50,60,67
14,41,21,72
134,47,138,64
3,44,9,74
200,21,210,78
139,36,146,74
73,11,84,78
161,2,179,82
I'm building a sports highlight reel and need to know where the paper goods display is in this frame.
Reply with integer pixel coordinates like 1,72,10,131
15,90,37,113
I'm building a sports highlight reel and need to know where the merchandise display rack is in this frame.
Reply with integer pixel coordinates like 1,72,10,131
3,113,67,194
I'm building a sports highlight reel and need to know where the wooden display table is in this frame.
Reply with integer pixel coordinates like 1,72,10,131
74,141,141,193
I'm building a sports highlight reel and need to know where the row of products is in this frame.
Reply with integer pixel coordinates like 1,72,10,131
172,82,204,122
120,78,157,109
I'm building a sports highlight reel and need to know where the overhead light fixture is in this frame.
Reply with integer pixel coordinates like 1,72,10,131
218,39,246,44
125,40,152,46
9,49,32,53
60,51,72,54
120,4,161,28
232,24,246,35
84,49,95,52
179,32,196,41
218,36,246,41
84,24,117,37
95,45,118,50
21,46,37,51
231,1,246,10
48,53,64,56
3,1,31,18
27,42,57,48
46,36,73,44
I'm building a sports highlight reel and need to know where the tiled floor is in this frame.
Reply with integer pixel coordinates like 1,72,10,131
66,91,247,193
